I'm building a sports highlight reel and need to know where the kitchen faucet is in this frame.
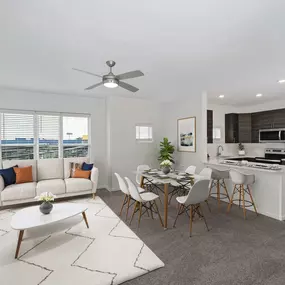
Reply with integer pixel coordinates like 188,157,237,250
217,145,224,157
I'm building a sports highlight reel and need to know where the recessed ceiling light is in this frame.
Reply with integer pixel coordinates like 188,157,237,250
219,94,224,98
256,93,263,97
278,79,285,83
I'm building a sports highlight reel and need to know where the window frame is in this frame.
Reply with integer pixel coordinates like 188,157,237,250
135,124,153,143
0,109,91,160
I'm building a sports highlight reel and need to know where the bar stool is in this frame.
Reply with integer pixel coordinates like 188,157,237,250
208,168,230,207
227,170,258,219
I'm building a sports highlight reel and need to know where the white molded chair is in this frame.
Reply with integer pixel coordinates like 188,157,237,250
173,179,211,237
199,167,212,179
208,168,230,207
125,177,164,228
136,165,151,185
185,165,196,175
227,170,257,219
114,173,144,221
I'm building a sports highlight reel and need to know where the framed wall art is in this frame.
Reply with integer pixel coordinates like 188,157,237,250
177,116,196,152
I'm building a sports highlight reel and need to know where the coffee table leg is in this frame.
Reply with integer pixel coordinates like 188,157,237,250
82,211,89,228
15,230,24,259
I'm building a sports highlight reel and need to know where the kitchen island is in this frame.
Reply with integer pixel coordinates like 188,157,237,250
205,158,285,221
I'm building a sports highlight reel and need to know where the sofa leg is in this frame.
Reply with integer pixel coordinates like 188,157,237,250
92,193,96,199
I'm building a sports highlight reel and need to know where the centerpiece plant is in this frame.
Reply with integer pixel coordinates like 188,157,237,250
160,159,173,174
35,192,56,215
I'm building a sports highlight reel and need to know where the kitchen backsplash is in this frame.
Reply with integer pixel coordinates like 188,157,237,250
207,142,285,158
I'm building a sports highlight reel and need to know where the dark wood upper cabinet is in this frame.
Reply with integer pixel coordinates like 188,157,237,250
238,113,252,143
225,113,239,143
207,109,213,143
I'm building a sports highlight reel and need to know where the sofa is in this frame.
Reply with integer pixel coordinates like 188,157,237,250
0,157,99,206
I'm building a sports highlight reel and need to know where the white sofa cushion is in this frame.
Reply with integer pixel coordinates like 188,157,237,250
65,178,92,193
2,159,37,182
36,179,65,196
1,182,36,201
63,157,90,179
37,159,64,180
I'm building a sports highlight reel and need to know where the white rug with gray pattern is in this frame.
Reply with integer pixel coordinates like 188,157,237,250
0,197,164,285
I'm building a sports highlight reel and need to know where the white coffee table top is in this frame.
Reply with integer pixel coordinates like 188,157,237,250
11,203,88,230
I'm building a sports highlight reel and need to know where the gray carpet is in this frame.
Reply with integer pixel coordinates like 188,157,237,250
98,189,285,285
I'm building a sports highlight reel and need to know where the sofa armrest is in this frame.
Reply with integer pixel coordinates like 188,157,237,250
90,167,99,193
0,176,4,206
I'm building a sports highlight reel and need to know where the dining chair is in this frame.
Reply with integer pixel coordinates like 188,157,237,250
173,179,211,237
114,173,144,221
199,168,213,212
136,164,162,202
185,165,196,175
125,177,164,228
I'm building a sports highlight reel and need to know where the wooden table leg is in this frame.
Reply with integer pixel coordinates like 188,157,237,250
164,183,169,229
82,211,89,228
140,176,145,188
15,230,24,259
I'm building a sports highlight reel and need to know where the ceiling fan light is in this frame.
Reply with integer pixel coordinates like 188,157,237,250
103,78,118,88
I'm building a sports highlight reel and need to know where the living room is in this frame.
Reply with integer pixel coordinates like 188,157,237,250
1,1,285,285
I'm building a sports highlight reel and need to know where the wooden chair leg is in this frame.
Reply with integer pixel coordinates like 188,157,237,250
119,194,127,216
153,200,164,227
199,204,209,232
129,201,138,225
125,195,131,221
247,185,258,216
238,185,241,208
189,205,193,237
242,184,246,219
227,184,236,213
217,180,221,208
173,203,183,228
138,203,143,228
222,179,230,202
208,180,214,197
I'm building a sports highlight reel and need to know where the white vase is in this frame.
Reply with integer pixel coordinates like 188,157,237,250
238,150,245,156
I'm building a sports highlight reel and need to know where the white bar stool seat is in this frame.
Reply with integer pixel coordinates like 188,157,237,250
227,170,258,219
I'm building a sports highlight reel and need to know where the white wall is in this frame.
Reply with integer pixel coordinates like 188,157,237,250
162,93,207,172
107,96,163,190
0,87,108,188
208,101,285,158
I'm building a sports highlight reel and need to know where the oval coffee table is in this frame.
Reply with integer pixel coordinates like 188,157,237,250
11,203,89,258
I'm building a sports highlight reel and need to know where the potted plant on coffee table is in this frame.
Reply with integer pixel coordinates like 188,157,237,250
35,192,56,215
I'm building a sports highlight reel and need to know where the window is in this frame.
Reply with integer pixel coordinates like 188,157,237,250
0,110,90,160
1,113,34,160
38,114,60,159
62,116,89,158
136,125,153,142
213,127,221,140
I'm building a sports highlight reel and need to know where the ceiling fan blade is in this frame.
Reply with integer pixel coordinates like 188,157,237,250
116,70,144,80
85,82,103,90
119,81,139,92
72,68,102,78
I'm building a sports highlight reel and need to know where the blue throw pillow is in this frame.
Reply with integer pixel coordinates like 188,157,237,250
0,165,18,187
82,162,93,171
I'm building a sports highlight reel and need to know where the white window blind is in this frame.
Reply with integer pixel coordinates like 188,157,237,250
38,115,60,159
62,116,89,158
1,113,34,160
136,125,153,142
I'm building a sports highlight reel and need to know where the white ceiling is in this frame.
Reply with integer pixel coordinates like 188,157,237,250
1,0,285,104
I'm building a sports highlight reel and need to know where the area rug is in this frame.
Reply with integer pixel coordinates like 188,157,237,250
0,196,164,285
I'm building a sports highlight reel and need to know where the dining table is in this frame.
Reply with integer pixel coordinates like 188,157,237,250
134,170,205,229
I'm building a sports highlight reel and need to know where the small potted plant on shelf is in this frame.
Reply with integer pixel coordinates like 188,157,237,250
35,192,56,215
160,159,172,175
238,143,245,156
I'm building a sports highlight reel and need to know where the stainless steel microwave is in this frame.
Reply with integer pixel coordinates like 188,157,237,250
259,129,285,143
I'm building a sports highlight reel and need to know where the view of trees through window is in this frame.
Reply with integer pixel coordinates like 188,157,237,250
0,112,89,160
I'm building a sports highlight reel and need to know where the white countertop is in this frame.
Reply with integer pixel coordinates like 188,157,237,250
205,157,284,173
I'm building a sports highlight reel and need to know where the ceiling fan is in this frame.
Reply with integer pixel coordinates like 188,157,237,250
72,60,144,92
